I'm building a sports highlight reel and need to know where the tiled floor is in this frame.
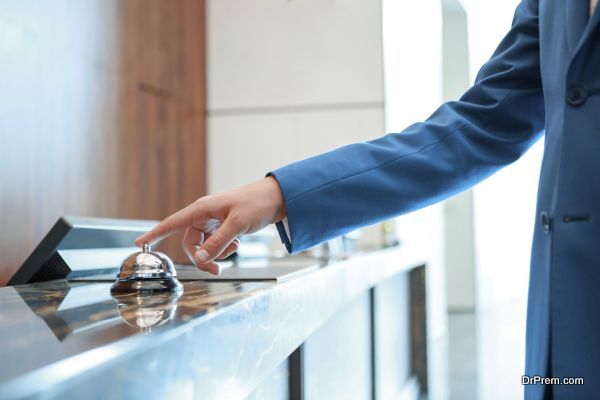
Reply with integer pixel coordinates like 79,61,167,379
448,312,478,400
446,300,527,400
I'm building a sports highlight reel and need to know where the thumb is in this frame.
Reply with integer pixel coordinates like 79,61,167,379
194,217,243,264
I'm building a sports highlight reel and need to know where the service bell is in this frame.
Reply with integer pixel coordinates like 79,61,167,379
110,242,183,293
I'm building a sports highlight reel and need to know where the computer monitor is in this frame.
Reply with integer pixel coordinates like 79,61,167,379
8,216,156,285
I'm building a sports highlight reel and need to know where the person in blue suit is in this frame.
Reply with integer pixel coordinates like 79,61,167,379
137,0,599,398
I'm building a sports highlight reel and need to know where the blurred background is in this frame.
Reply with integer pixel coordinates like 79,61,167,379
0,0,542,399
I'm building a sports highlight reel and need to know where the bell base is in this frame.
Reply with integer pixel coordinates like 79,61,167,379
110,277,183,293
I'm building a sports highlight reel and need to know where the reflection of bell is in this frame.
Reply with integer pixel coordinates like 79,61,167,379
110,242,183,293
112,291,182,333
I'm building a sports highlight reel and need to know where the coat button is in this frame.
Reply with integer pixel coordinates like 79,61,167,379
541,212,552,233
566,85,588,106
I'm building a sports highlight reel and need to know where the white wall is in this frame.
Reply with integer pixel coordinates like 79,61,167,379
206,0,385,194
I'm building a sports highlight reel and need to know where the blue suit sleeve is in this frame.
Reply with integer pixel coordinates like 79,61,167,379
270,0,544,253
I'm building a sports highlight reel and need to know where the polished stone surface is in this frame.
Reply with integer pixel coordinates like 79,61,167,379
303,291,372,399
0,247,426,399
0,280,270,383
373,272,411,399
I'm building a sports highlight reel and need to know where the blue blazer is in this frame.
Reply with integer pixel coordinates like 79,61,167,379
271,1,600,398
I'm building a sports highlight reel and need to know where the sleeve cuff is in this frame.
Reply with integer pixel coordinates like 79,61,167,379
274,218,292,253
266,172,293,253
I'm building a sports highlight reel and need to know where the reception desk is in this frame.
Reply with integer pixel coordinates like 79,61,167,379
0,247,428,400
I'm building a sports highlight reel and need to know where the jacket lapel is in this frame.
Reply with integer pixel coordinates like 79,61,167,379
565,0,589,55
572,1,600,57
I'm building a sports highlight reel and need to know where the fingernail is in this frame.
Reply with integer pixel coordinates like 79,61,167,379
195,249,210,263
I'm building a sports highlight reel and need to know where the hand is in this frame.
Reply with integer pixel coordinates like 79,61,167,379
135,176,286,275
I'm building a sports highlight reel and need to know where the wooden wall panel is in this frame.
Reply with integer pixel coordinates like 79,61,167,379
0,0,206,285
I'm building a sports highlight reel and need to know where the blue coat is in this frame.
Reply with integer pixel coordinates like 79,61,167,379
271,1,600,398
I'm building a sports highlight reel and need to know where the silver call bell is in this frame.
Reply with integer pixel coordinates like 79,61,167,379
111,242,183,293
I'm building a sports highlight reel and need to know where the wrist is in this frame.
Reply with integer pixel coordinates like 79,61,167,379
265,175,287,222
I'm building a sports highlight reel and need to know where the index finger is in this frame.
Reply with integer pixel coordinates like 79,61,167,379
135,205,196,247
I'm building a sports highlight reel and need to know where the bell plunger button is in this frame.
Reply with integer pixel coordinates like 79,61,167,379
110,242,183,293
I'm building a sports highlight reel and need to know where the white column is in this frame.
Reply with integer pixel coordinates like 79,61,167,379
442,0,476,312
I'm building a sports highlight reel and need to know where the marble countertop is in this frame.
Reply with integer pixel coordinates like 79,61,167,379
0,247,426,399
